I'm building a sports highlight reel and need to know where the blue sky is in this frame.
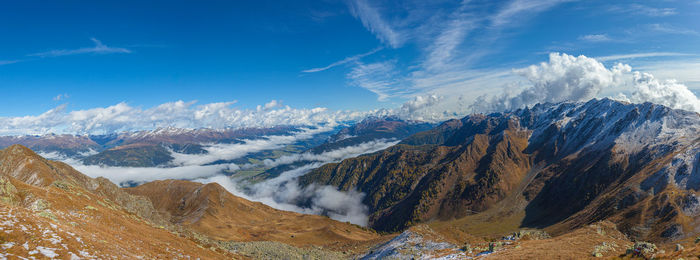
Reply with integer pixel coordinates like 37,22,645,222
0,0,699,134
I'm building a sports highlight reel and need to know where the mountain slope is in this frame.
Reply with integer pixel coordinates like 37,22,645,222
311,116,434,153
301,98,700,242
0,145,231,259
126,179,383,253
0,144,389,259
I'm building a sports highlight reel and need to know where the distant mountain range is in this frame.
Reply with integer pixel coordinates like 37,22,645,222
0,118,433,169
2,99,700,258
300,98,700,242
0,126,299,158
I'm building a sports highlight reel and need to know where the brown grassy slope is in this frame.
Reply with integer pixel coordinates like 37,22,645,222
125,179,386,253
0,144,233,259
485,221,633,259
301,117,534,232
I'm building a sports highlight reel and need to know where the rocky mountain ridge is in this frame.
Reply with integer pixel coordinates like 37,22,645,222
300,98,700,242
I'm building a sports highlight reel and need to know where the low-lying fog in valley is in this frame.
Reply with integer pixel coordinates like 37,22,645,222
41,127,399,226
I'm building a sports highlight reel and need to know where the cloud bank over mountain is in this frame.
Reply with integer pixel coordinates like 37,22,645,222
0,100,373,136
467,53,700,113
3,53,698,137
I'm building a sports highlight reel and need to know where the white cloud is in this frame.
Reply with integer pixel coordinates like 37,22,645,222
29,38,131,58
0,60,21,66
624,72,700,112
471,53,630,112
648,23,698,35
347,0,404,48
470,53,700,113
52,94,70,101
422,2,476,72
77,163,238,187
490,0,572,27
608,4,677,17
194,165,370,226
227,139,398,226
634,59,700,91
394,95,451,122
343,0,571,102
579,34,611,42
262,138,400,168
595,52,692,62
0,100,376,135
302,47,382,73
40,152,239,186
256,100,283,111
170,126,335,166
347,60,405,101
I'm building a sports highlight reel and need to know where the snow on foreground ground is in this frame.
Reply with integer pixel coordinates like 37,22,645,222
0,206,94,259
361,225,465,259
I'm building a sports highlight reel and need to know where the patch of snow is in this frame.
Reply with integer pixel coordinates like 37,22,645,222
1,242,14,249
362,230,464,259
35,246,58,258
68,252,81,260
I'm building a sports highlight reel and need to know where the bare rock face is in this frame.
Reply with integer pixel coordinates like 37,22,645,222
301,98,700,241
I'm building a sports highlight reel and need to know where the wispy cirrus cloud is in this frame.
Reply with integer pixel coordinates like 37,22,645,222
490,0,573,28
52,94,70,101
579,34,612,42
595,52,693,62
302,46,382,73
347,60,406,101
421,1,476,73
341,0,573,102
607,4,677,17
29,38,131,58
346,0,404,48
648,23,698,35
0,60,22,66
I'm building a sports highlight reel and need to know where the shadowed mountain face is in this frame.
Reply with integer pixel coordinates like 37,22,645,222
258,117,434,180
301,98,700,241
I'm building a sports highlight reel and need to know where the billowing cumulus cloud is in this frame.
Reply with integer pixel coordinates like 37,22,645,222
621,72,700,112
471,53,631,112
470,53,700,113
